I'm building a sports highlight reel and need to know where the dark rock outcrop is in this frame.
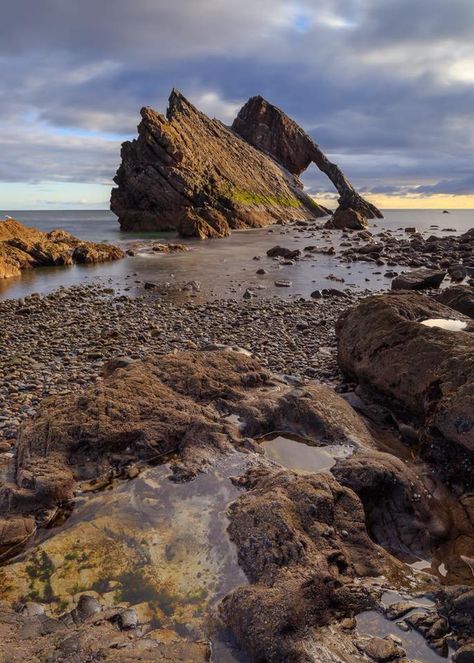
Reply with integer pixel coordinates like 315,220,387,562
0,219,124,279
111,89,381,237
391,267,446,290
436,285,474,318
232,95,382,223
111,90,329,238
326,207,369,230
332,450,451,559
220,465,394,662
336,292,474,485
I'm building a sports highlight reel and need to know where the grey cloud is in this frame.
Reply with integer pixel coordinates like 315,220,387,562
0,0,473,197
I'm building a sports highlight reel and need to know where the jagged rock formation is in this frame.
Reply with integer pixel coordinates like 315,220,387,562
232,95,382,222
111,90,329,238
111,89,381,238
0,218,124,279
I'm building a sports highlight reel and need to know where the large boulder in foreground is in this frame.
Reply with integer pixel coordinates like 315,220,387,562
0,218,124,279
221,465,394,662
336,292,474,484
111,90,329,238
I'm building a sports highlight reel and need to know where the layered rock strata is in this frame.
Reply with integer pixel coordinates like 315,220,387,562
111,89,381,237
233,95,382,223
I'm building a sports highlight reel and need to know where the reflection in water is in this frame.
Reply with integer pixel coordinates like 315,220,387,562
259,433,353,473
2,208,472,301
357,610,449,662
421,318,467,332
0,456,250,661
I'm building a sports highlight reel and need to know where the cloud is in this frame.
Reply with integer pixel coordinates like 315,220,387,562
0,0,473,203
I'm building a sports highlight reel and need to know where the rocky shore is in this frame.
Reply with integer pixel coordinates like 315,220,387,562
0,285,351,443
0,219,473,662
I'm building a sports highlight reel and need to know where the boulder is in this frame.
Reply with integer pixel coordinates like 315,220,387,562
436,285,474,318
111,90,330,237
357,635,405,661
266,245,301,259
0,218,124,279
327,208,369,230
336,292,474,485
448,263,467,282
391,268,446,290
221,465,395,662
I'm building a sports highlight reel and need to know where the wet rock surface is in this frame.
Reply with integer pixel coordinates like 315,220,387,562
1,259,474,661
336,226,474,276
221,465,394,662
391,268,447,290
0,218,124,279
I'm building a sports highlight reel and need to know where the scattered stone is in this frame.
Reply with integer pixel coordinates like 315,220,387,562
182,280,201,292
266,246,301,259
358,635,405,661
449,264,467,282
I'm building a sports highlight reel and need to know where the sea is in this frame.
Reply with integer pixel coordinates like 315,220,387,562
0,209,472,301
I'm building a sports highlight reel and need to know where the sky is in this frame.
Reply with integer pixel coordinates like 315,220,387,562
1,0,474,210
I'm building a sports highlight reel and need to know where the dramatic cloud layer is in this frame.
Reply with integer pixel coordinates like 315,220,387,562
1,0,473,207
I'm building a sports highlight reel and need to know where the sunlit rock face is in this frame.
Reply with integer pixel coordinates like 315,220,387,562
0,218,124,279
232,95,382,223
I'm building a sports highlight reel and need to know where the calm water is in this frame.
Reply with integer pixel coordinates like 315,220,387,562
0,209,472,301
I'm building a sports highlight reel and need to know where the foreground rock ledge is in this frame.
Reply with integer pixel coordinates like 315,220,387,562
111,89,381,237
337,291,474,486
0,218,124,279
1,347,473,661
